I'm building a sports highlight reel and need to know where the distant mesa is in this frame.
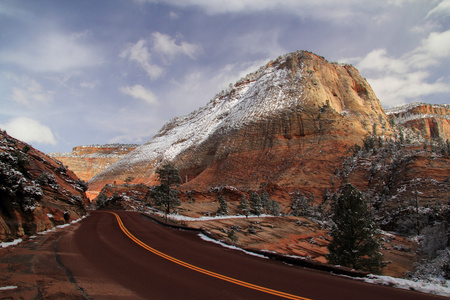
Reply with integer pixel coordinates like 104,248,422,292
49,144,139,182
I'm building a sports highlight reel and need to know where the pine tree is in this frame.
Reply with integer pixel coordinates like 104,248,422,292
327,184,384,273
260,190,271,214
249,192,262,215
270,200,281,216
150,162,181,222
290,190,309,216
238,195,250,216
216,195,229,216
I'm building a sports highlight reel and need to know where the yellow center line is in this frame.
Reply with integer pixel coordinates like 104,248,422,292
108,212,311,300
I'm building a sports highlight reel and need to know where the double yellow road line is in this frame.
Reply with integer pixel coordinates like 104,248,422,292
109,212,311,300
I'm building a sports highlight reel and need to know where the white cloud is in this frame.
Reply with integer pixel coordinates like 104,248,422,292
426,0,450,18
120,33,202,79
357,26,450,107
152,32,202,61
366,73,450,108
136,0,406,24
120,84,158,105
120,39,165,79
422,30,450,57
356,29,450,107
1,117,56,145
358,49,408,74
0,31,102,73
4,74,53,107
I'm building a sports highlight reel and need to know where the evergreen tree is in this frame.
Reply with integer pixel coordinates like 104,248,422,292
238,195,250,216
270,200,281,216
327,184,384,273
290,190,309,216
216,195,229,216
228,229,238,243
150,162,181,222
249,192,262,215
260,190,271,214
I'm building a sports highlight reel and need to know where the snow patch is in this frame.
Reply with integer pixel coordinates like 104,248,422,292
0,286,18,291
198,233,268,259
0,238,23,249
364,275,450,297
156,212,273,222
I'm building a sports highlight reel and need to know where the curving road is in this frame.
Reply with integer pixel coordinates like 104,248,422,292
57,211,444,299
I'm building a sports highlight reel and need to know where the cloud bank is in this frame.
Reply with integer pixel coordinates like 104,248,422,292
1,117,57,146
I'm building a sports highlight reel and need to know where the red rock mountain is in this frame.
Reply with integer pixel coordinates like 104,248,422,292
88,51,392,198
0,131,89,241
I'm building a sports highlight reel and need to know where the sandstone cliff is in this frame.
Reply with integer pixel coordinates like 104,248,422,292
49,144,138,182
386,102,450,141
88,51,392,198
0,131,89,241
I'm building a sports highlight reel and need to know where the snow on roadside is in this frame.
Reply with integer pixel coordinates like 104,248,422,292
38,215,88,233
364,275,450,297
0,286,18,291
0,215,88,248
160,212,273,222
0,239,23,249
198,233,268,259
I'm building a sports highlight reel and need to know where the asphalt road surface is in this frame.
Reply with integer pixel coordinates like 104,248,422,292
57,211,444,299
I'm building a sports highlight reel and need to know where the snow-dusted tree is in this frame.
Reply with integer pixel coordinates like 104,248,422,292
216,195,228,216
327,184,384,273
420,222,449,259
228,229,238,243
250,192,262,215
270,200,281,216
150,162,181,222
290,190,309,216
238,195,250,216
260,190,271,214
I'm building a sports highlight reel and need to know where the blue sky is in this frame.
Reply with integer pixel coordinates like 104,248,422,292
1,0,450,153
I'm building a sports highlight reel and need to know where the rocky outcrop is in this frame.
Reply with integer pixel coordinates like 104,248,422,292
0,131,89,241
386,103,450,141
88,51,392,198
49,144,138,182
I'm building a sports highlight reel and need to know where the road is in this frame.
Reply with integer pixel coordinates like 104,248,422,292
57,211,444,299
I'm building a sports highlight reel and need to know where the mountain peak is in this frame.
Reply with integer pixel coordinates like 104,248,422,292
88,51,391,197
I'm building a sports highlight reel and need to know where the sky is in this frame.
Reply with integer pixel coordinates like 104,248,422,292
1,0,450,153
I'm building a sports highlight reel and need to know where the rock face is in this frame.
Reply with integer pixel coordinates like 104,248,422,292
0,131,89,241
49,144,138,182
386,103,450,141
88,51,392,197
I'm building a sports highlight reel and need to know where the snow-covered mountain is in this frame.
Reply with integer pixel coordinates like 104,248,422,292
88,50,391,198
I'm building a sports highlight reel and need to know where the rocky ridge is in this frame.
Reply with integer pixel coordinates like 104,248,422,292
0,130,89,241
